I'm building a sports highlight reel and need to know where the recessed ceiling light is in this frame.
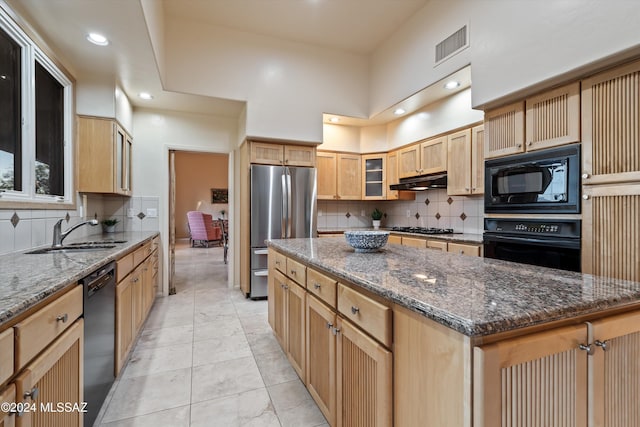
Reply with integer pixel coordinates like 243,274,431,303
138,92,154,100
86,33,109,46
444,80,460,90
329,117,339,123
393,108,406,116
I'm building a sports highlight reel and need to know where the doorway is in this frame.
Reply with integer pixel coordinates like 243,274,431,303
168,150,230,294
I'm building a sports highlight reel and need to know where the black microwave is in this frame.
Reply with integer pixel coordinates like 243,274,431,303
485,144,581,214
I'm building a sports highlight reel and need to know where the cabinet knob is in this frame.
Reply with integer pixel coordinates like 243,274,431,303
56,313,68,323
582,194,590,200
313,283,321,290
351,306,360,315
332,327,341,336
516,143,522,148
326,322,333,329
578,343,594,355
459,250,464,254
290,269,296,275
24,386,39,400
527,141,532,146
465,187,470,191
582,173,590,179
594,340,609,351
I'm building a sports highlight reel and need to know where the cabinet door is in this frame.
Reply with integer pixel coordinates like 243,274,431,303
447,129,473,195
582,59,640,185
484,101,525,159
337,154,361,200
525,82,580,152
590,310,640,427
306,295,337,426
250,142,284,165
285,145,316,167
131,268,144,335
420,136,447,175
362,154,386,200
474,324,588,427
336,318,392,427
116,279,133,375
286,281,306,381
317,151,337,200
0,384,15,427
271,270,288,349
15,320,83,427
122,132,133,195
77,116,115,193
582,183,640,281
471,124,485,195
386,151,399,200
398,144,421,179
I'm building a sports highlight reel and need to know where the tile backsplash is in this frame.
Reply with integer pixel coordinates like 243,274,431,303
318,189,483,234
0,194,159,255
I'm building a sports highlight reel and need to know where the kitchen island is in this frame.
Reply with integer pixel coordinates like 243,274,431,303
267,237,640,426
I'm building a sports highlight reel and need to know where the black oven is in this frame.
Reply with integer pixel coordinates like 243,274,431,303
485,144,581,214
484,218,581,272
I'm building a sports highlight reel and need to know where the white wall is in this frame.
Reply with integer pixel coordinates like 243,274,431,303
76,78,116,119
115,85,133,132
133,108,238,294
163,17,369,144
320,125,361,152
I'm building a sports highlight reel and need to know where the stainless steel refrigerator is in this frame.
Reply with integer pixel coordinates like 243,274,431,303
250,164,317,298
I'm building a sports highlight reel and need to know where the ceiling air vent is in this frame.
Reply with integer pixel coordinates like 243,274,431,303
435,25,468,65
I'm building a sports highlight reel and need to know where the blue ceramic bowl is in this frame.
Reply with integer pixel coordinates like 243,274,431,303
344,230,390,253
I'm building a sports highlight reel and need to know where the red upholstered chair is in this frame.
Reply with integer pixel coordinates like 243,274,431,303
186,211,222,247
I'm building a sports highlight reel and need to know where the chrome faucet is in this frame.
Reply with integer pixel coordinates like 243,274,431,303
52,218,99,247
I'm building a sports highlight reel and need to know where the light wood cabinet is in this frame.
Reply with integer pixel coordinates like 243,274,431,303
398,144,421,179
317,152,361,200
361,154,386,200
0,328,13,386
250,141,316,167
398,237,482,256
0,384,15,427
426,239,447,251
77,116,132,195
448,242,481,257
306,295,337,426
387,234,402,245
398,136,447,179
386,151,400,200
15,320,84,427
268,269,287,348
581,59,640,186
317,151,338,200
115,276,133,374
336,317,392,427
307,268,337,309
448,127,484,196
401,237,426,248
485,83,580,159
337,284,392,348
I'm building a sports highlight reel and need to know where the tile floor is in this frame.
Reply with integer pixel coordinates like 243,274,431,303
94,240,327,427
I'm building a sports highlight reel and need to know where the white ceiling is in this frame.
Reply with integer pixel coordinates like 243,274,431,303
3,0,451,122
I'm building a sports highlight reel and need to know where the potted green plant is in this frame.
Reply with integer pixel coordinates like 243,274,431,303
371,208,383,230
102,218,119,233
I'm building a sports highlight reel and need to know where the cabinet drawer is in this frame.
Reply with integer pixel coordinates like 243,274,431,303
388,234,402,245
134,242,152,266
14,285,83,370
287,257,307,287
0,383,15,425
426,240,448,251
337,284,392,348
307,268,337,309
402,237,426,248
0,329,13,385
274,252,287,274
117,252,134,283
448,242,481,257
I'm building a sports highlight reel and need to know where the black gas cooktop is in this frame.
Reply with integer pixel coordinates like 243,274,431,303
390,226,454,235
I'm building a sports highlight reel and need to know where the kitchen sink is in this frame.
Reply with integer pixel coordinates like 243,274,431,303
25,244,118,254
67,240,127,245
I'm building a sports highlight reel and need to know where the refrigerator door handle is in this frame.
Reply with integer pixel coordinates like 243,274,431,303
286,168,292,238
281,172,287,238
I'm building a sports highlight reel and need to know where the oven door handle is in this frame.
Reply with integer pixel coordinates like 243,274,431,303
484,234,581,250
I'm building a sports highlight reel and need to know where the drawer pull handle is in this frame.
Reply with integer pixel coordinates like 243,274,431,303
313,283,321,290
24,386,39,400
290,270,296,275
579,343,594,355
56,313,68,323
595,340,609,351
351,306,360,315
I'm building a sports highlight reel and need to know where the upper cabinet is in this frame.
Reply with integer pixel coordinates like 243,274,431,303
317,151,361,200
250,141,316,167
485,82,580,159
77,116,132,196
447,127,485,196
361,154,386,200
398,136,448,179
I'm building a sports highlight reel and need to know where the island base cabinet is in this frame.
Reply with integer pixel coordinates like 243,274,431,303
15,320,83,427
0,384,16,427
474,324,588,427
336,318,392,427
590,311,640,427
306,295,337,426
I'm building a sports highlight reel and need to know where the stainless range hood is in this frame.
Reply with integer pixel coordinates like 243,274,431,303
390,173,447,191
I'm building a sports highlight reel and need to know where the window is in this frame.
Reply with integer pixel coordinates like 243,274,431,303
0,9,73,205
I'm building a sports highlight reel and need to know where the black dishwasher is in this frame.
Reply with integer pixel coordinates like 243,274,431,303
80,261,116,426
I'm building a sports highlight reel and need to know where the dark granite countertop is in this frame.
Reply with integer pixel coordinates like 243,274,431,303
317,228,484,244
267,237,640,337
0,231,158,327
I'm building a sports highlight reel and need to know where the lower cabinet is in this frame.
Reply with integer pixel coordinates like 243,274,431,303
393,235,482,256
115,278,133,373
14,319,84,427
0,384,15,427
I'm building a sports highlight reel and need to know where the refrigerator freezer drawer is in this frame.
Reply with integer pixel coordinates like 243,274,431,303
250,270,269,298
251,248,269,270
